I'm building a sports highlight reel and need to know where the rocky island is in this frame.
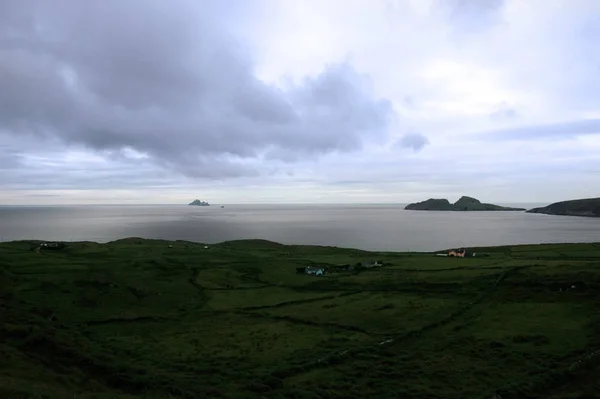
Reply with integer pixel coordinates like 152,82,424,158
405,196,526,211
526,197,600,218
188,199,210,206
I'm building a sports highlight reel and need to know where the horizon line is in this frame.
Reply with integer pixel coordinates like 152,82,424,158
0,201,546,207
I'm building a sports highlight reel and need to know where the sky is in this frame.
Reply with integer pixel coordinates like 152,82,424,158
1,0,600,205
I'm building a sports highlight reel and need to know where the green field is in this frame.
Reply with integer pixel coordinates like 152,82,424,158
2,238,600,398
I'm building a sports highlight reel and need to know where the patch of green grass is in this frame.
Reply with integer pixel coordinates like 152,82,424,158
384,255,508,270
265,291,465,334
206,287,342,310
2,238,600,398
458,301,591,354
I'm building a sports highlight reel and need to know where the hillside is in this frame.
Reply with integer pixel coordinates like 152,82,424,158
405,196,526,211
1,238,600,398
527,197,600,218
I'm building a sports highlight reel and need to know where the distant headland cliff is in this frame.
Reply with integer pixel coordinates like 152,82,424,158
526,197,600,218
189,199,210,206
405,196,526,211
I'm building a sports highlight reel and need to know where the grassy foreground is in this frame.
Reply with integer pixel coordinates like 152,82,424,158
1,238,600,399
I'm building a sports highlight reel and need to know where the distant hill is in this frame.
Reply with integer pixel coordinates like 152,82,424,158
527,197,600,218
405,196,526,211
189,199,210,206
406,198,453,211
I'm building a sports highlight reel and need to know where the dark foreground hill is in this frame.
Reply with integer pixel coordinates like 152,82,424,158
405,195,526,211
2,238,600,398
527,197,600,218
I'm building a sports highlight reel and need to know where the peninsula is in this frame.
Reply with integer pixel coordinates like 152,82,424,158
188,199,210,206
405,196,526,211
527,197,600,217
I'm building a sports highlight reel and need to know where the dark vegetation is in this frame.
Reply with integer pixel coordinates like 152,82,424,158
405,196,526,211
2,238,600,398
527,197,600,218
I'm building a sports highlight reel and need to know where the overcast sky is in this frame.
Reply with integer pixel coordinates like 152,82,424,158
1,0,599,205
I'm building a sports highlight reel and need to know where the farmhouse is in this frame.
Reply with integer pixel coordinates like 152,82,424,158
447,248,477,257
448,248,466,257
305,266,326,276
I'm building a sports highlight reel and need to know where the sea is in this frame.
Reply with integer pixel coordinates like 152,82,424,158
1,204,599,252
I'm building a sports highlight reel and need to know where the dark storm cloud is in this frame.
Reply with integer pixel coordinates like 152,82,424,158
480,118,600,141
0,0,394,178
395,133,430,152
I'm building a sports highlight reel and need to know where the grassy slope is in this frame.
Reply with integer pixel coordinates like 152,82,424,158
2,238,600,399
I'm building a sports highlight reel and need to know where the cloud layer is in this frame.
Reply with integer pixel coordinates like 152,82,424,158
1,0,600,204
0,0,394,180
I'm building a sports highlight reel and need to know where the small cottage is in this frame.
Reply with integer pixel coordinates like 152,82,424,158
448,248,466,257
305,266,325,276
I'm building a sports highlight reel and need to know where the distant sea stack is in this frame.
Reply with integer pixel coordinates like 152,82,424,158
189,199,210,206
526,197,600,218
405,196,526,211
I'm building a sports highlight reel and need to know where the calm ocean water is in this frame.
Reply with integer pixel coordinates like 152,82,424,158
1,204,599,251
